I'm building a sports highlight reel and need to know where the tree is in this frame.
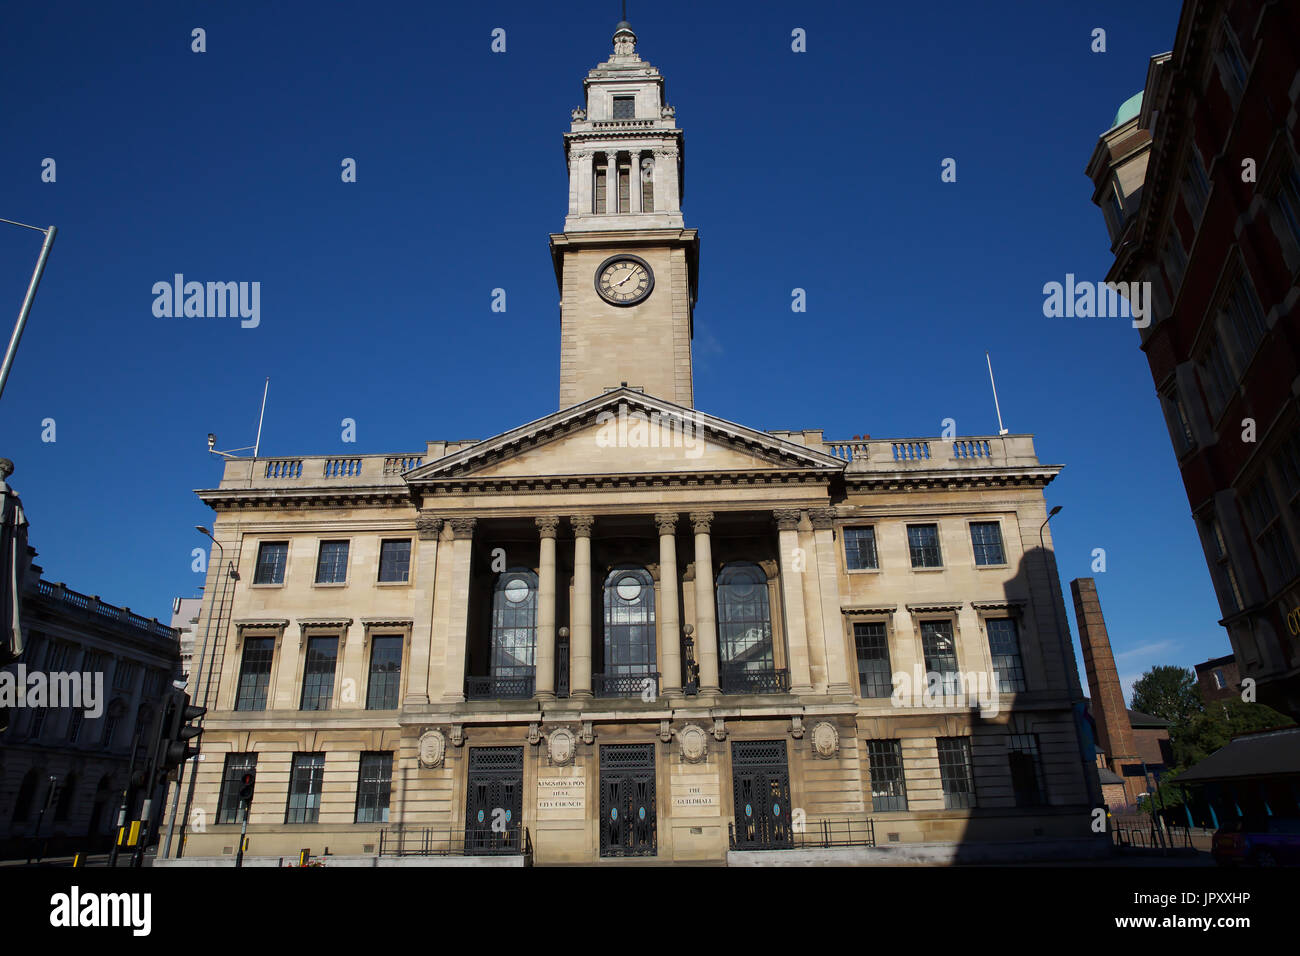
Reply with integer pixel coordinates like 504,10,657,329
1131,665,1202,726
1169,698,1294,770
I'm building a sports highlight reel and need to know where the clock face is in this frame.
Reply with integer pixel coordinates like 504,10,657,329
595,254,654,306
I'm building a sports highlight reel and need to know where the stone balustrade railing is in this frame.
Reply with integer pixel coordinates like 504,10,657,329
33,579,177,641
823,435,1041,470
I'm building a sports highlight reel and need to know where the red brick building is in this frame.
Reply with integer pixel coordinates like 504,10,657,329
1195,652,1241,702
1087,0,1300,719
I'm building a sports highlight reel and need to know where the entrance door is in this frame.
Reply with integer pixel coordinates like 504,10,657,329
730,739,793,849
465,746,523,855
599,743,657,857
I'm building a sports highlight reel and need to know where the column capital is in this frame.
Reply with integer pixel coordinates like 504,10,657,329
535,515,561,539
808,507,837,530
448,517,478,539
416,513,444,540
688,511,714,534
772,509,802,532
570,514,596,537
654,512,679,535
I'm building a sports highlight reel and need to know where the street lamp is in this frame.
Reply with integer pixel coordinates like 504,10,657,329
0,218,57,403
163,526,237,858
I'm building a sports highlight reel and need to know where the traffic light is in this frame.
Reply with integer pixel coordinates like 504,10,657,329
159,689,206,774
238,770,255,805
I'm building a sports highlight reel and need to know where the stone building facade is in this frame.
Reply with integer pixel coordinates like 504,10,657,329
0,564,181,856
174,21,1097,865
1086,0,1300,719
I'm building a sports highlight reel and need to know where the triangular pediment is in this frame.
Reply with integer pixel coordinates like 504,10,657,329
404,389,843,483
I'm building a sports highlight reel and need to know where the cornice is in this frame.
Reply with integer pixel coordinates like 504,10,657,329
197,486,414,511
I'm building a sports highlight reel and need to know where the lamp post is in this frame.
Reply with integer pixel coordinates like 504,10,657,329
164,527,235,858
0,218,57,403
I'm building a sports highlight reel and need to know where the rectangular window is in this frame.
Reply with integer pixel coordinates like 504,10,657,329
853,621,893,699
1163,390,1195,454
366,635,403,710
865,739,908,812
112,660,137,691
235,637,275,712
1274,165,1300,252
907,523,942,568
937,737,976,809
612,95,635,119
986,618,1027,692
969,521,1005,566
355,752,393,824
1199,333,1235,419
314,540,349,585
254,542,288,585
1162,229,1188,298
617,162,630,213
1184,153,1210,223
102,712,120,749
67,709,84,744
1219,20,1248,93
1273,430,1300,530
217,753,257,824
1213,669,1225,689
28,708,47,740
378,539,412,583
285,753,325,824
1008,734,1047,807
1221,274,1267,372
641,161,654,212
1209,518,1244,613
844,527,879,570
920,620,961,695
299,636,339,711
1241,477,1299,592
45,642,70,673
594,163,607,214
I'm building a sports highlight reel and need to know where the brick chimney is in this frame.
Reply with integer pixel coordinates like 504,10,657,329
1071,577,1146,805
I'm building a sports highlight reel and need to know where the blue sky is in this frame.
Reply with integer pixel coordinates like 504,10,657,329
1,0,1210,700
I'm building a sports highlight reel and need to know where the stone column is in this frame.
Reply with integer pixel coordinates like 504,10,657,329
404,514,443,706
441,517,476,702
570,515,595,698
655,513,682,695
661,145,680,212
690,511,719,694
629,150,642,213
774,510,813,694
535,516,559,699
605,151,619,215
652,148,666,213
810,508,852,693
573,149,592,216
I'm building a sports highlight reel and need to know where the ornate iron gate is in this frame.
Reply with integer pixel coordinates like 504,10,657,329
599,743,657,857
464,746,524,855
730,739,793,849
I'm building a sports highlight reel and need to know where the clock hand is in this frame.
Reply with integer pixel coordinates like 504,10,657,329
614,270,638,287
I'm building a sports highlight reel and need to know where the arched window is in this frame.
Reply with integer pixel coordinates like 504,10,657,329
490,568,538,682
601,567,656,692
12,769,39,823
716,563,774,688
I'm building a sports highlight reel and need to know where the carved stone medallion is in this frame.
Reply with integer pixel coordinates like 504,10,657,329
678,723,708,763
548,727,577,765
418,729,446,769
811,721,839,759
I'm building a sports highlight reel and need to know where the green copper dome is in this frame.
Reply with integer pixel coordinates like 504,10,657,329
1112,91,1143,128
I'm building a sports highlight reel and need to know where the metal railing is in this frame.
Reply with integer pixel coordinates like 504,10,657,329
378,826,532,859
464,673,535,700
720,667,790,695
1110,814,1194,851
592,671,660,699
728,818,876,851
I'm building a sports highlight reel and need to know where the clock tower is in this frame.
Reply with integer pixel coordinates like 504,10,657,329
550,19,699,409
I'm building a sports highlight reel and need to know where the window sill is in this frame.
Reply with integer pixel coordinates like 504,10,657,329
311,582,348,589
845,567,881,575
974,563,1010,571
910,566,946,573
249,582,285,589
375,579,412,587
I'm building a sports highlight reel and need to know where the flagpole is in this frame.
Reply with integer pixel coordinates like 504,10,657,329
253,378,269,458
986,351,1009,436
0,221,57,402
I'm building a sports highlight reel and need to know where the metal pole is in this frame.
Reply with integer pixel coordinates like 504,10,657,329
28,775,57,865
986,351,1008,435
176,556,234,856
107,726,143,867
0,224,56,402
253,378,269,458
235,800,249,868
